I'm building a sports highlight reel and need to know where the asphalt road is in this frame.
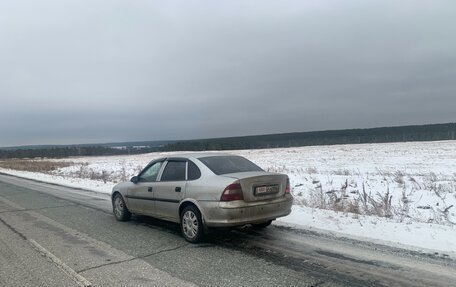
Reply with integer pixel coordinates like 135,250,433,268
0,173,455,287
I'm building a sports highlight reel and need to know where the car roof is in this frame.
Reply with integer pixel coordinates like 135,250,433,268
166,152,236,160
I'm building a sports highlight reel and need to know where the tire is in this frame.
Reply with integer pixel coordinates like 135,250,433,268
251,220,272,229
180,205,204,243
112,193,131,221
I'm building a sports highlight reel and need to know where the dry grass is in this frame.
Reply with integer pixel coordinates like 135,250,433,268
292,168,456,225
305,167,319,174
0,159,135,184
0,159,74,173
331,169,352,176
393,171,405,186
73,164,114,183
303,179,397,219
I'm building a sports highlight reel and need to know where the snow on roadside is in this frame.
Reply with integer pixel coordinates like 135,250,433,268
0,169,113,193
276,205,456,257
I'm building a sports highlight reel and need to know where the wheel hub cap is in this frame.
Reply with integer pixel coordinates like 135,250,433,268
114,197,123,217
183,211,198,239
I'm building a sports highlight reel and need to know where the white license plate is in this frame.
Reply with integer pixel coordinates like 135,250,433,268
255,185,279,195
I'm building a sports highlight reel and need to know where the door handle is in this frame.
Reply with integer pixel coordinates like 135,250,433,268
175,187,181,192
148,187,153,192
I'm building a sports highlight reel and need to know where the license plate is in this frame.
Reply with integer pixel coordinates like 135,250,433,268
255,185,279,195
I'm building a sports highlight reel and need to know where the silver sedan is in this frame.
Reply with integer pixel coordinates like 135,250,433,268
111,153,293,243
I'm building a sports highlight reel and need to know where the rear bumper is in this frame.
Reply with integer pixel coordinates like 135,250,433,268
199,195,293,227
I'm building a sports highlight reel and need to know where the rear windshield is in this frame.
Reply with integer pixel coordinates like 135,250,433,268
199,156,263,175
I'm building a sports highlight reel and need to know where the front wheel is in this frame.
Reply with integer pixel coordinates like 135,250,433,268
180,205,204,243
112,193,131,221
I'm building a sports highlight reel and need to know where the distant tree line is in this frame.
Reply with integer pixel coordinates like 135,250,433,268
161,123,456,151
0,146,160,160
1,123,455,159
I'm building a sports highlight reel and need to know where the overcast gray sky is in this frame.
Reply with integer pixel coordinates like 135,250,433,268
1,0,455,146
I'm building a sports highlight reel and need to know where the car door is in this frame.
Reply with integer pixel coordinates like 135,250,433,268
127,160,164,216
154,159,187,222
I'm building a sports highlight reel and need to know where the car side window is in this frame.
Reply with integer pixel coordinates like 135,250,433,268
187,161,201,180
139,161,163,182
160,161,186,181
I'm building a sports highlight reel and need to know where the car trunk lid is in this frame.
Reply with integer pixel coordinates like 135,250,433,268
221,171,287,202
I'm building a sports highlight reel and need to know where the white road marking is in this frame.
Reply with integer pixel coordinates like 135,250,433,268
28,239,92,287
0,191,196,287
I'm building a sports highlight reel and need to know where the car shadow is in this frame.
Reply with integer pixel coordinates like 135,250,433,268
130,214,267,244
131,215,181,236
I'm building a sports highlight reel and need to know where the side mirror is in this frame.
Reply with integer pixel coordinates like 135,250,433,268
130,176,139,184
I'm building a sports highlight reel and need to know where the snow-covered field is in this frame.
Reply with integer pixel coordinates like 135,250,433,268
1,140,456,255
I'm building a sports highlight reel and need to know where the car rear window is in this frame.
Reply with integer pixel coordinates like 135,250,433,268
199,156,263,175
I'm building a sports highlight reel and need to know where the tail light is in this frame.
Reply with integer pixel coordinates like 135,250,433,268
285,177,291,194
220,183,243,201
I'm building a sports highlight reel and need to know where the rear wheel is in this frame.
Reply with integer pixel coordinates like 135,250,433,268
112,193,131,221
180,205,204,243
252,220,272,229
